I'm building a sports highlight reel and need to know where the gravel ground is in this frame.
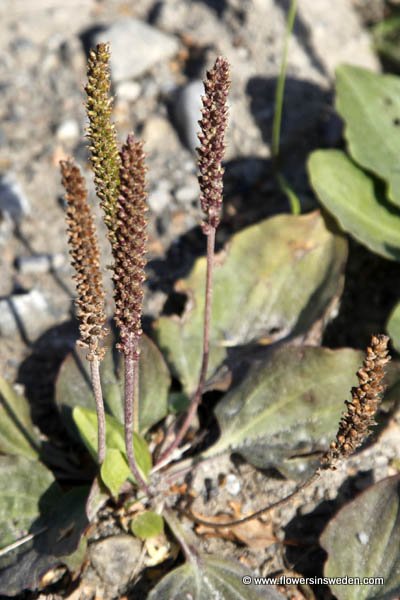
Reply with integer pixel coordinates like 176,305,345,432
1,1,399,599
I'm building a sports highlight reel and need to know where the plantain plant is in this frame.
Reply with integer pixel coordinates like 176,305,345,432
1,42,400,599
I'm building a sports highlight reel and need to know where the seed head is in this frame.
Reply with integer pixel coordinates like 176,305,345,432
85,42,121,243
113,134,148,356
197,56,230,230
322,334,390,466
60,160,108,360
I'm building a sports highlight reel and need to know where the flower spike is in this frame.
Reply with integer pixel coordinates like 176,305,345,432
323,334,390,465
197,56,230,230
60,159,107,360
85,42,121,243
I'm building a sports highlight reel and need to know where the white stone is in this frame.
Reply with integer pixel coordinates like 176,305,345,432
93,19,179,82
225,473,241,496
357,531,369,545
116,80,141,102
56,119,80,141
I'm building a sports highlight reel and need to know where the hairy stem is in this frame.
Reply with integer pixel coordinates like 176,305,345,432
157,227,216,465
164,509,200,563
90,357,106,464
125,335,149,494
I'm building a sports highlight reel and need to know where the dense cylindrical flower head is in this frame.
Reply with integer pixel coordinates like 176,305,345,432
322,334,390,466
60,160,108,361
85,42,121,244
113,134,148,356
197,56,230,229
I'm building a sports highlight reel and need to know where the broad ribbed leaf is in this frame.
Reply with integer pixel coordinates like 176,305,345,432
321,474,400,600
0,377,40,459
0,486,88,596
154,212,347,394
308,150,400,261
0,455,60,548
336,64,400,207
204,346,363,478
56,333,171,434
147,556,284,599
131,511,164,540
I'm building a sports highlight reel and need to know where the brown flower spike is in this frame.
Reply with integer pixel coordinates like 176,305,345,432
113,134,148,355
323,334,390,465
61,160,107,361
197,56,230,229
85,42,121,243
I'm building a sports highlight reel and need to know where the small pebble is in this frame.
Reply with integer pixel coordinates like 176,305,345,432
141,114,179,153
225,473,241,496
56,119,80,142
357,531,369,545
116,81,141,102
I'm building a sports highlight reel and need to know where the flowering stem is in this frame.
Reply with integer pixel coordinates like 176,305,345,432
156,56,229,466
90,357,106,464
157,226,215,465
124,334,150,495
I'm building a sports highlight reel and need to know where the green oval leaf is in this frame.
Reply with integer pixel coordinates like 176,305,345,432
0,377,40,459
73,406,151,481
204,346,363,478
321,474,400,600
100,448,131,497
336,64,400,207
56,333,171,435
130,511,164,540
308,149,400,261
154,212,347,394
147,555,284,599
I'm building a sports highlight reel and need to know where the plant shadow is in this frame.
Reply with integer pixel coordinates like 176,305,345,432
284,470,375,598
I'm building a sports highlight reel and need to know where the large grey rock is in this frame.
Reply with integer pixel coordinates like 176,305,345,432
92,19,179,82
173,80,203,153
